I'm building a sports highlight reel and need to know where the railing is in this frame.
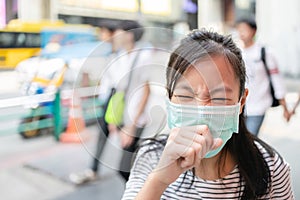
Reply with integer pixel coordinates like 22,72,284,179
0,86,104,141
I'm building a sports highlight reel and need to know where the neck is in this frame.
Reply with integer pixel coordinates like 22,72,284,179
243,40,255,48
125,42,135,53
195,150,236,180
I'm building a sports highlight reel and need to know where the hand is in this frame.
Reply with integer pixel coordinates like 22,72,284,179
283,109,292,122
280,99,293,122
119,125,136,148
108,124,118,134
151,125,223,186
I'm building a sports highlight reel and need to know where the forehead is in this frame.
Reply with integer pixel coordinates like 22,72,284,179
178,55,239,91
237,22,253,31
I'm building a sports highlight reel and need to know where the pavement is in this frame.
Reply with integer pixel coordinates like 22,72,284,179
0,69,300,199
0,126,126,200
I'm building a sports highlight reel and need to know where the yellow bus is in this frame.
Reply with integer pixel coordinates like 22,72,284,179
0,19,65,69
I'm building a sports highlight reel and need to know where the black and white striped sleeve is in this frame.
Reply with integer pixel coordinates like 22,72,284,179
270,152,294,199
121,141,162,200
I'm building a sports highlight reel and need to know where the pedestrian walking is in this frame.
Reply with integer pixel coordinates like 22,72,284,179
122,29,294,200
236,17,291,136
70,20,152,184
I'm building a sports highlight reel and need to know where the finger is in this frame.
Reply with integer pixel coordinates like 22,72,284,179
170,131,206,159
158,142,195,170
172,126,214,157
172,131,204,147
170,126,217,160
169,128,202,149
180,147,196,168
211,138,223,150
166,140,196,160
172,125,211,146
178,125,210,140
196,138,222,159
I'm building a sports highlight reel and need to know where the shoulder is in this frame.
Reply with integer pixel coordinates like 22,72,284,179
256,43,277,59
254,140,294,198
132,134,167,166
122,134,168,200
137,134,167,157
134,43,154,60
254,141,290,176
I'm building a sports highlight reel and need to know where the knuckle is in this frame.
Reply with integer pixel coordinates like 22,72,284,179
202,125,209,132
195,125,209,135
197,135,205,144
184,147,194,156
192,142,202,151
169,128,179,140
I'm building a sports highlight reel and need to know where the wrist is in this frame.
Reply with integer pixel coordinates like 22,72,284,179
122,124,136,136
279,99,288,111
135,172,168,200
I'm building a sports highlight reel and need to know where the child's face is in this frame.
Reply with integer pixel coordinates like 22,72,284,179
236,22,256,45
171,55,241,107
100,28,114,42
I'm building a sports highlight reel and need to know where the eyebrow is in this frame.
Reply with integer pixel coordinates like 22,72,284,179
209,85,233,95
174,83,194,94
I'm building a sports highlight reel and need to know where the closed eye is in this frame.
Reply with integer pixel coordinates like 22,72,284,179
211,98,227,101
211,98,231,105
173,94,194,99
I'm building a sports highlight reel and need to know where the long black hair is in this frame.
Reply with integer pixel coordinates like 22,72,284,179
139,29,275,199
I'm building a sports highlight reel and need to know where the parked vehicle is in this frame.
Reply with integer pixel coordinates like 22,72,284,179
16,40,112,138
0,19,65,68
18,58,66,138
0,19,99,69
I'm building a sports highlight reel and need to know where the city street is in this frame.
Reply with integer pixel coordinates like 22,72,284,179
0,70,300,199
1,0,300,199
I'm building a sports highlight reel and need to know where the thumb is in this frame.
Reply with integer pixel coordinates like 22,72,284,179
211,138,223,150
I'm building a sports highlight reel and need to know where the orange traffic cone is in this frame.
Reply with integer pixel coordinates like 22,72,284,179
60,94,89,143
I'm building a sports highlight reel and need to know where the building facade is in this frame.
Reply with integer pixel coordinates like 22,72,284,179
197,0,300,77
2,0,299,76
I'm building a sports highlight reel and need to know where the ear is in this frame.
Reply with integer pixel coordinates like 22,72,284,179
128,31,135,42
239,88,248,114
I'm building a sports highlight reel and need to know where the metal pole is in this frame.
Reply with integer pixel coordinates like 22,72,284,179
54,90,62,141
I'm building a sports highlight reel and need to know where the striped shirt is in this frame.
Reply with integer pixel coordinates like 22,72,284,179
122,136,294,200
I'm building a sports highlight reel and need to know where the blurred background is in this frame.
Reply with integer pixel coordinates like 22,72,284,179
0,0,299,199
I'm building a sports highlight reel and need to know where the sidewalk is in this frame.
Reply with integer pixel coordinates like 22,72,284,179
260,106,300,199
0,125,125,200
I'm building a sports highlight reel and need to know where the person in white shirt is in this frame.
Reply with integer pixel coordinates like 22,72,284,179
70,20,152,184
236,17,291,136
99,24,152,181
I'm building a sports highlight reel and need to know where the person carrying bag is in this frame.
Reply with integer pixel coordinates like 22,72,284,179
105,51,140,126
69,20,151,184
236,17,291,136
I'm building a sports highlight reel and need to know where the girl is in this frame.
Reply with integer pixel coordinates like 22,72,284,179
122,29,294,200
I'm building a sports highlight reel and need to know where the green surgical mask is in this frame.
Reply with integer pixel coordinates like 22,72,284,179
167,100,240,158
